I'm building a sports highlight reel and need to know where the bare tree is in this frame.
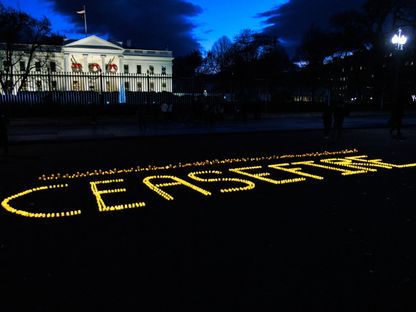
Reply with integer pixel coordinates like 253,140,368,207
210,36,233,73
0,4,60,94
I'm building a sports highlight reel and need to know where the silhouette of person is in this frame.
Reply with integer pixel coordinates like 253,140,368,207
322,104,333,139
332,95,347,141
390,83,408,139
0,113,9,155
136,104,147,132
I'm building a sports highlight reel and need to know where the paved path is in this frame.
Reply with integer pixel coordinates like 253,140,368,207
6,111,416,143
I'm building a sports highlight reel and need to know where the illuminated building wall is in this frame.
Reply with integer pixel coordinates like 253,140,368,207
0,35,173,93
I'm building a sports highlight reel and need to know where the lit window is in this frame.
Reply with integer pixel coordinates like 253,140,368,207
106,81,112,91
72,81,79,91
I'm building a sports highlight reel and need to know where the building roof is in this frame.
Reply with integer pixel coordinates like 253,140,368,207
64,35,124,50
62,35,173,57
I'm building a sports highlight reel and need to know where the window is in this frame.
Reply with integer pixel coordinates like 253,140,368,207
137,82,142,91
20,61,25,72
35,62,41,72
50,61,56,72
124,64,129,74
88,78,95,91
149,65,154,75
36,80,42,91
4,80,12,92
149,82,155,92
136,65,142,74
72,81,79,91
125,81,130,91
106,81,114,92
20,81,27,91
51,81,57,91
162,82,167,91
161,66,166,75
2,60,10,71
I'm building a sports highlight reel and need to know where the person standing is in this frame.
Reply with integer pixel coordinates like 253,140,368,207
322,107,333,139
0,113,9,155
136,104,147,132
389,83,408,139
332,94,348,141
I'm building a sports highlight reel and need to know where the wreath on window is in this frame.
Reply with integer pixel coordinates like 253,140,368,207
89,63,101,73
71,63,82,72
71,56,83,72
106,63,118,73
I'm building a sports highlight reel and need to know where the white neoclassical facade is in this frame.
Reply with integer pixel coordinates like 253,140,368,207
1,35,174,93
62,35,173,76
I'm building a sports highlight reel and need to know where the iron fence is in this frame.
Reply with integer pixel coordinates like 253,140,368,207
0,72,280,123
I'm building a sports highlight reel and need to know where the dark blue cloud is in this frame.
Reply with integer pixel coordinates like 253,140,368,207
257,0,365,56
50,0,202,56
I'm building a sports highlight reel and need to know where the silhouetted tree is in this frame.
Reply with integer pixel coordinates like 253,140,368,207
210,36,233,73
296,25,335,104
0,4,62,94
173,50,203,77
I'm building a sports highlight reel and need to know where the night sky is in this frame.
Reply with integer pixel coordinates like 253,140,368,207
2,0,365,56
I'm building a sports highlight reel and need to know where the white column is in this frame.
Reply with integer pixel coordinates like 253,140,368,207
64,53,70,72
83,54,88,72
101,55,106,72
118,55,124,73
118,55,124,92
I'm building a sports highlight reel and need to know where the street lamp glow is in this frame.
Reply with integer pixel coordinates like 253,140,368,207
391,29,408,50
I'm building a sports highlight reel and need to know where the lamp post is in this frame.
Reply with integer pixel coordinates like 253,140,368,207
390,28,408,138
391,28,408,50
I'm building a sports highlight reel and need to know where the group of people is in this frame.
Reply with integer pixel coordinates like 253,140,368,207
322,94,349,141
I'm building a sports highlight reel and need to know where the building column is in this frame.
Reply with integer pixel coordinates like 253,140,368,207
118,55,124,92
64,53,70,72
101,55,106,73
83,54,88,72
118,55,124,73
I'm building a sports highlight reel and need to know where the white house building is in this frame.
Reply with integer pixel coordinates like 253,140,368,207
63,35,173,76
0,35,174,93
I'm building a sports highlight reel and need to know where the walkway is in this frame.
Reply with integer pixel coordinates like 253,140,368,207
7,111,416,143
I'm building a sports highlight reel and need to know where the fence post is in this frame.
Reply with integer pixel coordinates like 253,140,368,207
146,72,150,105
99,70,104,106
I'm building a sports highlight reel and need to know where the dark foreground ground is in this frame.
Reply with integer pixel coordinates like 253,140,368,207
1,126,416,311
